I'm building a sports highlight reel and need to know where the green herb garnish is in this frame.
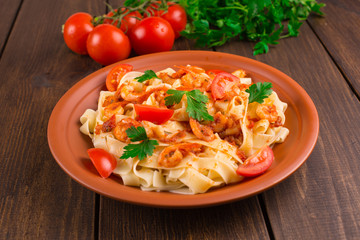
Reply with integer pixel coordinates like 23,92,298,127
246,82,273,104
165,89,214,122
120,126,159,160
135,70,158,83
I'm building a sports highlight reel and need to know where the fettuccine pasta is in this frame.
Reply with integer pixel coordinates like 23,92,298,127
80,65,289,194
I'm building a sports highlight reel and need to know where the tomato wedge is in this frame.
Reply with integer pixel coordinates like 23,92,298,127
87,148,117,178
236,146,274,177
211,72,239,100
134,104,174,124
105,64,133,91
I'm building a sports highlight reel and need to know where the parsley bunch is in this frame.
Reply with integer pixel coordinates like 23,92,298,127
179,0,325,55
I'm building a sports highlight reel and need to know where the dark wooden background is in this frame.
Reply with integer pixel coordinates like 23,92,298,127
1,0,359,239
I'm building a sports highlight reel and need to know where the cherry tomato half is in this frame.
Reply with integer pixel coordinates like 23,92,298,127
236,146,274,177
87,148,117,178
129,17,175,55
104,9,142,34
86,24,131,65
106,64,133,91
63,12,94,55
134,104,174,124
211,72,239,100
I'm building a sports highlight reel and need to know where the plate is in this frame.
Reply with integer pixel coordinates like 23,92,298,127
47,51,319,208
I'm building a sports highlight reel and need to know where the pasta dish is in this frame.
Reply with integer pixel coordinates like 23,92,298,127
80,64,289,194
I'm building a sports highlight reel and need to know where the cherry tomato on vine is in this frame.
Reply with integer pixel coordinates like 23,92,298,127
106,64,133,91
104,8,142,34
134,104,174,124
87,148,117,178
211,72,239,100
146,2,187,39
63,12,94,55
236,146,274,177
161,4,187,39
86,24,131,65
129,17,175,55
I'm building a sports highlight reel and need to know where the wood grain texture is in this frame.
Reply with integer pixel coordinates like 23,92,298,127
0,0,105,238
216,21,360,239
308,0,360,96
0,0,22,56
99,197,270,240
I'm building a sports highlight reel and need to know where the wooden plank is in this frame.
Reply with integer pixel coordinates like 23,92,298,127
308,0,360,96
216,22,360,239
0,0,106,238
99,197,270,240
0,0,22,56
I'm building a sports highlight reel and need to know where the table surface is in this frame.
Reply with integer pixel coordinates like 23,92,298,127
1,0,359,239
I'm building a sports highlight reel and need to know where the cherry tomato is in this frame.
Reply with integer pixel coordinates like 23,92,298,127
104,8,142,34
161,4,187,39
106,64,133,91
236,146,274,177
146,2,187,39
87,148,117,178
211,72,239,100
86,24,131,65
63,12,94,55
134,104,174,124
129,17,175,55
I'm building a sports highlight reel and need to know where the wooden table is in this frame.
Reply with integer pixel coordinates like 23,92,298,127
1,0,359,239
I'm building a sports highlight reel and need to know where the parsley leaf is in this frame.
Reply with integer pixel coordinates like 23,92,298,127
165,89,214,122
135,70,158,83
246,82,273,104
164,89,186,106
120,126,159,160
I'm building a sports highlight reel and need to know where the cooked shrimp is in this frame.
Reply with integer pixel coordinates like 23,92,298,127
158,143,202,168
115,84,169,104
158,72,177,85
103,102,125,120
102,95,118,107
211,112,228,133
189,118,215,142
171,65,211,90
113,118,141,143
256,104,278,123
116,83,144,102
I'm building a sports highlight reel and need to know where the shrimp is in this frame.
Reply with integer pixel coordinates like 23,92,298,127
158,72,177,85
115,82,145,102
256,104,278,123
115,84,169,104
103,102,125,120
172,65,211,90
211,112,228,133
189,118,215,142
113,118,141,143
158,143,202,168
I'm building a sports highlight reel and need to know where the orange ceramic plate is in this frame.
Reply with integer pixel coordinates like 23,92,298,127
47,51,319,208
